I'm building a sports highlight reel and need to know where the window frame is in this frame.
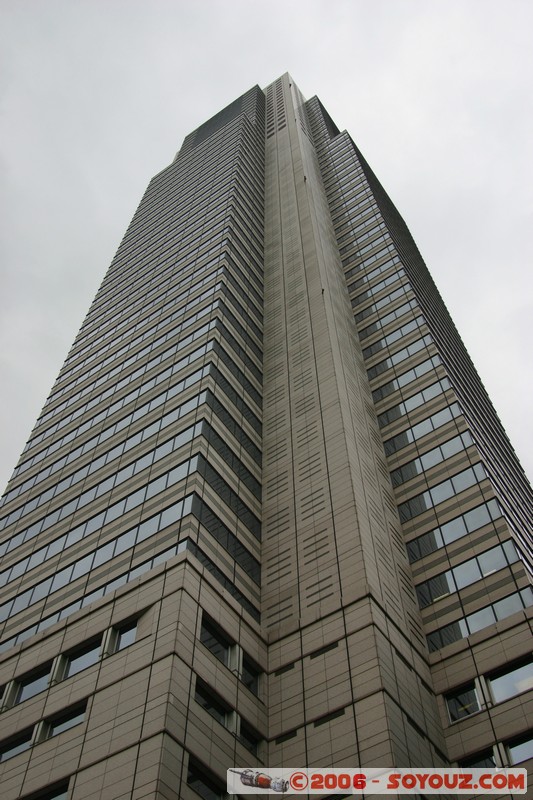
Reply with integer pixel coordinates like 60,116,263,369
187,756,227,800
194,678,231,728
0,727,34,762
61,637,102,679
445,682,481,723
488,658,533,704
200,614,233,667
13,663,53,706
44,701,87,740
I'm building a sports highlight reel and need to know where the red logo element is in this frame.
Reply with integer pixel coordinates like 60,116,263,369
290,772,309,791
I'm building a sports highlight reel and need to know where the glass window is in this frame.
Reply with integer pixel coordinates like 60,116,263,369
521,587,533,608
48,704,86,737
133,452,154,474
115,620,137,651
194,680,228,725
441,619,468,645
453,560,481,590
116,463,135,483
85,513,105,535
28,576,54,604
37,787,69,800
50,565,74,592
421,529,443,556
44,786,69,800
0,728,33,761
459,751,496,768
239,720,261,754
241,656,261,695
113,529,137,555
441,436,463,459
105,498,126,523
489,661,533,703
473,462,486,481
493,593,523,620
441,516,468,544
467,606,496,634
430,479,455,506
464,505,491,532
95,476,116,498
145,474,167,500
406,539,421,562
477,547,506,576
399,494,428,522
200,616,232,666
160,502,182,530
0,729,33,762
167,461,190,485
411,417,432,438
64,639,102,678
136,514,159,542
91,541,115,568
65,526,85,547
502,540,519,564
419,448,441,470
417,573,453,608
15,664,52,704
27,548,47,570
446,684,480,722
451,469,476,493
508,734,533,765
187,758,226,800
124,487,146,512
70,552,94,580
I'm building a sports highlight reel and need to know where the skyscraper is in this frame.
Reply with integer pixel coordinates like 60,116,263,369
0,73,531,800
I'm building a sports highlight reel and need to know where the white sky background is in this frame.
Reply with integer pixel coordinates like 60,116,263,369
0,0,532,494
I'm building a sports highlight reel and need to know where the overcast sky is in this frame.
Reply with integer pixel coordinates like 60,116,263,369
1,0,532,495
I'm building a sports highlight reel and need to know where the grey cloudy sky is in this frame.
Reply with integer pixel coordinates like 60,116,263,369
1,0,532,494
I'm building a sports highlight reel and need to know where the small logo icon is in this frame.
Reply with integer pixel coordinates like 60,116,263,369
229,769,289,793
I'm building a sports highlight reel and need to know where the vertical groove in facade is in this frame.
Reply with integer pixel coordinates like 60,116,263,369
0,74,531,800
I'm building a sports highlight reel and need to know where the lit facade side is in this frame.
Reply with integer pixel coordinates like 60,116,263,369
0,74,531,800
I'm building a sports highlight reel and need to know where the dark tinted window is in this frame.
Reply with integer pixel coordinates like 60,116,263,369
64,639,101,677
446,684,480,722
48,703,86,738
241,656,260,695
200,616,231,665
194,680,228,726
15,664,52,704
187,758,226,800
0,729,33,762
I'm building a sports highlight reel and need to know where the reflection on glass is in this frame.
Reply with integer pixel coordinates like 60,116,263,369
49,707,86,737
453,561,481,590
493,594,523,620
16,666,51,704
115,621,137,651
446,685,480,722
490,662,533,703
64,641,101,678
200,617,231,665
508,736,533,765
0,731,32,762
467,607,496,634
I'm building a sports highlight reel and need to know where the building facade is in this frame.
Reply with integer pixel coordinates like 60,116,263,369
0,74,531,800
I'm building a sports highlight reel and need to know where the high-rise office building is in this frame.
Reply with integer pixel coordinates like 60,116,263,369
0,74,531,800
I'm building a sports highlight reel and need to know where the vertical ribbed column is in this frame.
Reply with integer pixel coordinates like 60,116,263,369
263,75,446,770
